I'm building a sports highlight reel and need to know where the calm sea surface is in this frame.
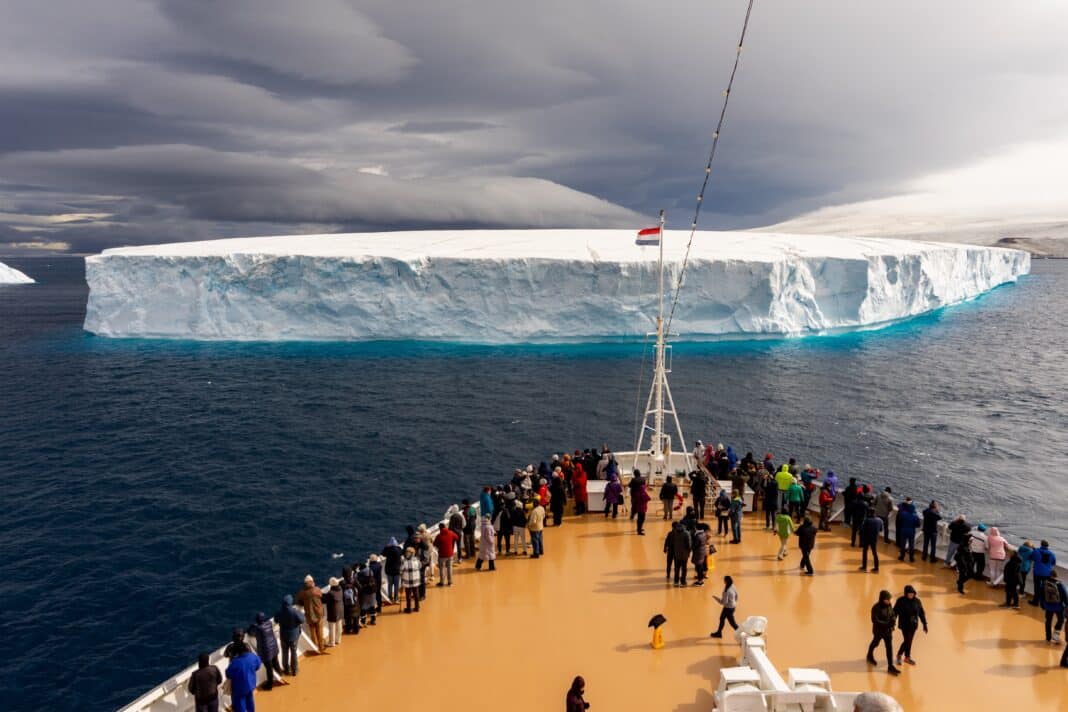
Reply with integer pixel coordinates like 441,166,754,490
1,256,1066,710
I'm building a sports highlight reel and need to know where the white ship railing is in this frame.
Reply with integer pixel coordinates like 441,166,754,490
118,506,480,712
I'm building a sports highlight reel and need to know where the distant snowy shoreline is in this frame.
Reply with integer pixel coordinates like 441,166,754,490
83,230,1030,342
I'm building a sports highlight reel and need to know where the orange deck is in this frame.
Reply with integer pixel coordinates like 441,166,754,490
257,512,1067,711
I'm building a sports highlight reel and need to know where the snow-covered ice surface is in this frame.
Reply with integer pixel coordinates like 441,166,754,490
0,260,34,284
84,230,1030,342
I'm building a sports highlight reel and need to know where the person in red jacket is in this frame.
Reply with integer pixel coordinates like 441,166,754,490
433,523,459,587
818,483,835,531
573,463,589,515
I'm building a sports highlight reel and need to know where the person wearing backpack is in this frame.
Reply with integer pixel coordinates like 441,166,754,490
356,563,378,627
342,572,360,634
1029,541,1057,607
1040,570,1067,644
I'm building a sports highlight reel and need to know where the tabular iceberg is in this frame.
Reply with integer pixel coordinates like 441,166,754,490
84,230,1030,342
0,260,34,284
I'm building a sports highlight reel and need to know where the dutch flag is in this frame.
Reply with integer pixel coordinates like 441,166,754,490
635,226,661,246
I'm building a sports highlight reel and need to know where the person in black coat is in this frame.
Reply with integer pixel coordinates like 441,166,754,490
866,590,901,675
1001,552,1022,608
921,501,942,562
955,538,973,594
628,470,645,521
247,612,285,689
842,477,858,527
762,477,779,530
859,510,883,573
892,585,928,666
188,652,222,712
850,495,870,547
689,470,708,519
659,476,679,521
550,476,567,526
670,521,693,586
795,517,817,575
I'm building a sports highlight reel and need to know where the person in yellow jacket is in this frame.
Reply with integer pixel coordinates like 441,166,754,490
775,509,795,560
775,465,794,511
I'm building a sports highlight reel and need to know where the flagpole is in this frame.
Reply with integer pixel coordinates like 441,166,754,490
653,210,665,464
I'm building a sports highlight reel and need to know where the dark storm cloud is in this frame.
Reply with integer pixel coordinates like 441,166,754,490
0,0,1066,253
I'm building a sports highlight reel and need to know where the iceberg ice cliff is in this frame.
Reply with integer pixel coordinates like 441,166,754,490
0,260,34,284
83,230,1030,342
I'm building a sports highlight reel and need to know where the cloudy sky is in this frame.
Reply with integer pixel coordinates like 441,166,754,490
1,0,1067,254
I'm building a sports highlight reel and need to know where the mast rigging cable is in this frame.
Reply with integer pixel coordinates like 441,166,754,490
664,0,756,335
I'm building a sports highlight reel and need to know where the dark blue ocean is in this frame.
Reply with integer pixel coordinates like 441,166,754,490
1,256,1066,710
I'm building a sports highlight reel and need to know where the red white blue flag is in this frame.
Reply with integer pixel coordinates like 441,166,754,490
635,226,661,246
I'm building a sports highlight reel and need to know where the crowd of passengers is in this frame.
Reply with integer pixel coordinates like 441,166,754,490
185,442,1068,712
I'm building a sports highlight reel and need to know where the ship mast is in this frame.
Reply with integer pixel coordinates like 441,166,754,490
632,210,692,476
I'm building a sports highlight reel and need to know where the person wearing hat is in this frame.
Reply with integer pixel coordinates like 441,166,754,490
892,585,927,666
295,575,326,653
322,576,344,647
274,595,305,676
247,611,285,689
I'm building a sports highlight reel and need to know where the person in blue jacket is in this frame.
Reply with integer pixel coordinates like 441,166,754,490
274,595,305,677
1039,570,1067,644
1017,540,1035,596
225,642,262,712
479,486,494,519
896,500,921,563
1029,540,1057,607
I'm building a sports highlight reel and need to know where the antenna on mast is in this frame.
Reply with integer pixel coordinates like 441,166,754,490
631,210,692,476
